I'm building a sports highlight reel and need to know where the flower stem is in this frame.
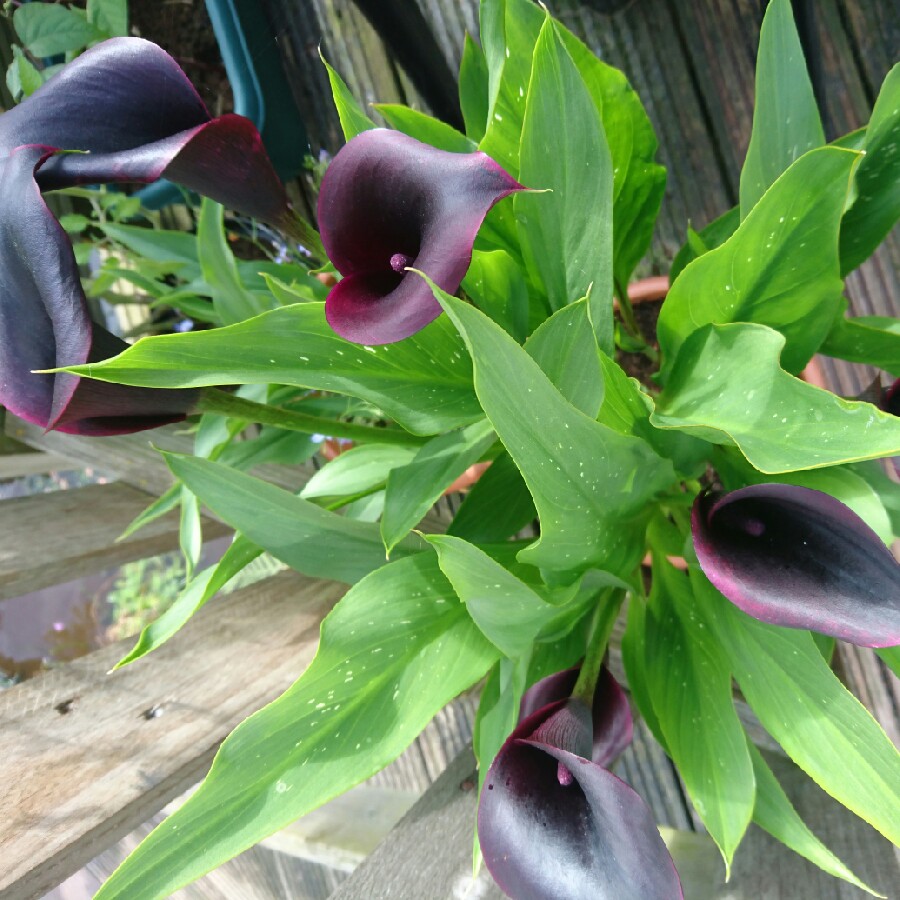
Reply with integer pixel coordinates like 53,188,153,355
196,387,428,447
572,589,626,705
614,279,659,365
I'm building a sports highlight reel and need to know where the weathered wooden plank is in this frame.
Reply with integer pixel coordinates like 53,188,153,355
0,481,229,603
329,747,504,900
0,412,77,477
836,0,900,107
0,452,75,480
835,643,900,749
352,0,463,129
4,414,315,496
662,0,759,192
0,569,346,900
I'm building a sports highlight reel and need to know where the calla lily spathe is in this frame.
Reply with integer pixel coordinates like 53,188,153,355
317,128,523,345
478,667,682,900
692,484,900,647
0,38,293,434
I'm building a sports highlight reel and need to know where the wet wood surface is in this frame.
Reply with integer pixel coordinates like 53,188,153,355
0,570,346,900
2,414,314,497
0,481,228,603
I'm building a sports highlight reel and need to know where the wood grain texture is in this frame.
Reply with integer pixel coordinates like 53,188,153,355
0,452,75,479
0,481,228,603
4,414,317,496
0,570,346,900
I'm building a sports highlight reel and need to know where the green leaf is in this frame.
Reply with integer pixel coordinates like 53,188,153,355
115,535,262,668
474,657,527,782
220,428,319,471
515,18,614,354
95,553,498,900
459,32,489,142
261,272,321,305
97,267,168,299
447,450,536,543
340,491,385,522
748,743,882,896
840,64,900,274
821,311,900,377
87,0,128,37
63,303,480,435
462,249,529,343
851,461,900,538
381,420,496,554
876,646,900,680
556,28,666,291
478,0,545,177
645,557,754,874
692,569,900,847
739,0,824,216
197,199,265,324
117,483,181,542
164,453,424,583
238,260,326,295
670,206,739,283
151,293,218,324
301,444,419,501
423,274,675,582
653,323,900,472
13,4,97,56
478,0,665,290
97,222,200,275
524,297,604,417
426,534,559,657
58,213,90,234
597,352,709,477
620,594,666,748
659,147,858,378
179,486,202,580
374,104,475,153
320,51,376,141
6,46,42,99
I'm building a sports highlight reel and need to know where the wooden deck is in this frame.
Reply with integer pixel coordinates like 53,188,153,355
0,1,897,897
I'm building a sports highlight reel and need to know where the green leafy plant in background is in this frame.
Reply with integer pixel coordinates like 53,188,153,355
5,0,129,100
4,0,899,896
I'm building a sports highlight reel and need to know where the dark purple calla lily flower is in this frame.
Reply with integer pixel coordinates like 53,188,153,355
0,38,294,435
518,665,633,768
317,128,523,345
692,485,900,648
882,379,900,418
479,667,682,900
